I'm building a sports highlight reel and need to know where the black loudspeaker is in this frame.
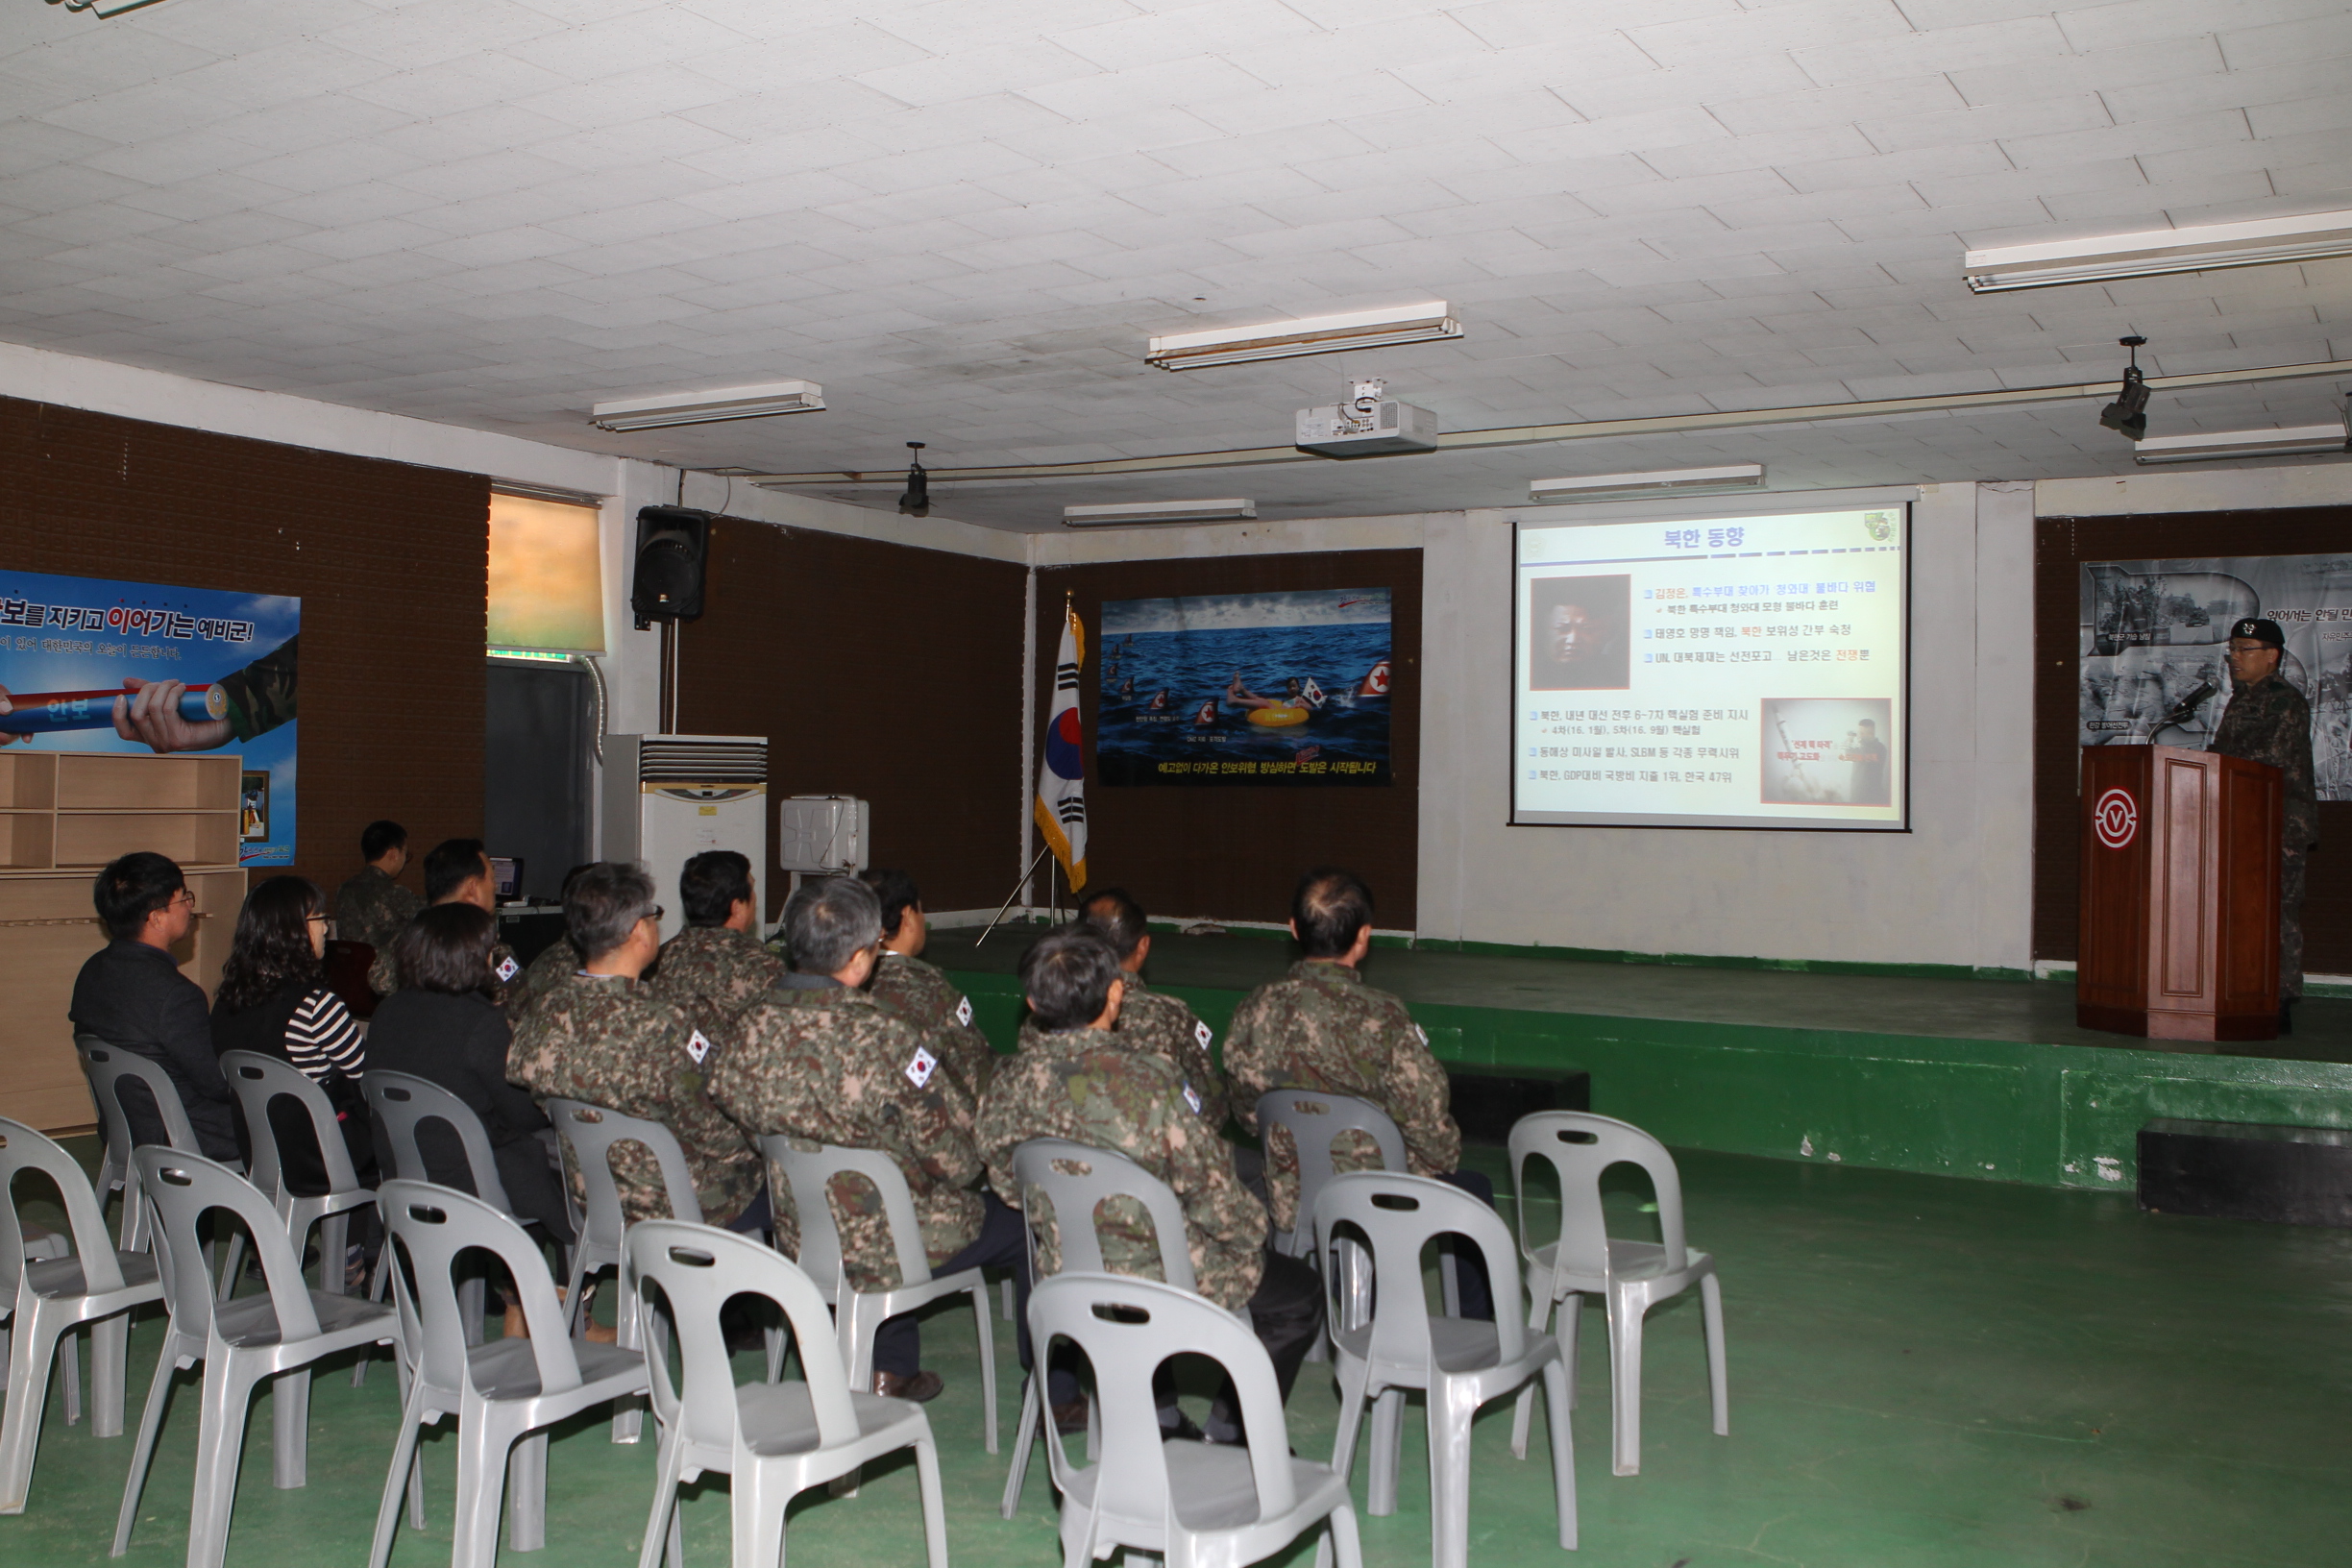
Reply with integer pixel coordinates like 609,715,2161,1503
631,505,710,625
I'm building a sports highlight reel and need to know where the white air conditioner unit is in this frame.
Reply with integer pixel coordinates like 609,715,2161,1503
600,734,768,941
777,795,870,881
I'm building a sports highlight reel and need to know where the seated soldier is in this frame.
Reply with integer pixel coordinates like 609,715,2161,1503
650,850,789,1021
1224,867,1495,1320
977,925,1322,1440
708,875,1023,1403
1075,887,1230,1129
860,868,996,1093
505,862,762,1232
368,838,521,1002
502,864,593,1027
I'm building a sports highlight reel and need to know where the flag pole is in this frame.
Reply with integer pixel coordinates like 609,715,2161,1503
974,845,1052,945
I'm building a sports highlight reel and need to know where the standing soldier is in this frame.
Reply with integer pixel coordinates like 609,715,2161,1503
2210,617,2318,1032
709,875,1022,1403
977,925,1320,1439
1223,867,1494,1321
506,862,762,1231
860,869,998,1093
333,820,422,952
650,850,790,1027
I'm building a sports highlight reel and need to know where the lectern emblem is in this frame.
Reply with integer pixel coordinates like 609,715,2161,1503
2094,787,2139,849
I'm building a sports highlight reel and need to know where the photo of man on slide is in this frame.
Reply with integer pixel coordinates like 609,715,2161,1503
1529,574,1629,691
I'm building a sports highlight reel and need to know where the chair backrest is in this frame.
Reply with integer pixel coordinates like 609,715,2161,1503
1507,1111,1687,1277
132,1146,320,1346
625,1220,856,1458
758,1137,930,1296
1254,1089,1407,1230
219,1050,364,1206
0,1115,126,1298
77,1034,205,1156
364,1071,514,1212
546,1099,703,1251
1030,1272,1297,1525
379,1180,582,1398
1009,1139,1196,1293
1312,1171,1526,1369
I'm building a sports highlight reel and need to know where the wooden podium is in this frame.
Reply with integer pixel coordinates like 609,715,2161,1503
2077,745,2282,1041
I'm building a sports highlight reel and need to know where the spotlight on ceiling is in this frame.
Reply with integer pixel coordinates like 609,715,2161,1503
1963,209,2352,293
2099,336,2150,442
897,443,929,516
1528,464,1766,502
1146,302,1461,371
1061,499,1258,527
2133,418,2352,466
588,380,824,431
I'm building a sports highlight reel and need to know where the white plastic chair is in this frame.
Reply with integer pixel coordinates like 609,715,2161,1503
366,1071,538,1341
74,1035,137,1246
368,1180,651,1568
1507,1111,1727,1477
113,1148,402,1567
0,1116,162,1513
758,1137,995,1445
1315,1170,1575,1568
219,1050,376,1297
78,1035,244,1252
625,1220,948,1568
1031,1271,1362,1568
998,1136,1205,1520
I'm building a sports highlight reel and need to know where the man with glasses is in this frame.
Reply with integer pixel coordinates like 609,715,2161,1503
2210,617,2318,1032
69,851,239,1161
368,837,521,1001
506,861,761,1228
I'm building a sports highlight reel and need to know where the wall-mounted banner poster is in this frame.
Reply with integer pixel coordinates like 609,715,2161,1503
0,569,301,865
2079,554,2352,798
1096,588,1393,786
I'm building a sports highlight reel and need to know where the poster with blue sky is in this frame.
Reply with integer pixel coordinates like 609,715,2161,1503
0,569,300,866
1097,588,1393,786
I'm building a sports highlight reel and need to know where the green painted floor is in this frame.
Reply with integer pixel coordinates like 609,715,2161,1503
8,1137,2347,1568
935,929,2352,1065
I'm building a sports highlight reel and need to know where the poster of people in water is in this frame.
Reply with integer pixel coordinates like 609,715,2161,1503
1097,588,1393,786
2079,553,2352,799
0,568,301,864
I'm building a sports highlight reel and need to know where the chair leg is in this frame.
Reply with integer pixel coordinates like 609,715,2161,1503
1327,1361,1372,1494
187,1361,261,1568
1701,1271,1729,1437
1326,1502,1364,1568
913,1432,949,1568
1608,1287,1645,1477
318,1212,350,1296
215,1233,247,1305
368,1390,428,1568
451,1417,511,1568
91,1311,130,1438
0,1304,64,1512
612,1278,644,1444
507,1430,547,1552
635,1434,686,1568
1367,1386,1406,1518
969,1283,998,1455
62,1326,83,1427
731,1458,789,1568
999,1373,1040,1521
763,1325,787,1384
1000,1276,1014,1321
271,1367,311,1488
460,1274,486,1349
1543,1358,1578,1550
111,1345,180,1556
1509,1286,1555,1459
1428,1384,1474,1568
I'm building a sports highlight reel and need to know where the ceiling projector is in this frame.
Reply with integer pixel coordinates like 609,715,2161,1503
1295,378,1439,457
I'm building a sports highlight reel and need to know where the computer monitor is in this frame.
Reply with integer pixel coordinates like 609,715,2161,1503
489,856,524,901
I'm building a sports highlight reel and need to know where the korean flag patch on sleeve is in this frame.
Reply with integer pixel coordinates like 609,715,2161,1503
495,954,521,984
1194,1019,1213,1049
905,1045,938,1089
955,995,973,1028
685,1029,713,1066
1182,1081,1204,1115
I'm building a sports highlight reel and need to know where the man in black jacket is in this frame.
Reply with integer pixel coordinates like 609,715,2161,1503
69,851,238,1161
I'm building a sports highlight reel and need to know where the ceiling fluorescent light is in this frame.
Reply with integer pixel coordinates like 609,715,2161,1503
2132,422,2351,465
589,380,823,431
1147,303,1459,370
1530,464,1766,502
1964,210,2352,293
1063,499,1257,527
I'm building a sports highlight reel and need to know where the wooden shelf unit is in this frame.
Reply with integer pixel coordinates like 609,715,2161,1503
0,750,246,1132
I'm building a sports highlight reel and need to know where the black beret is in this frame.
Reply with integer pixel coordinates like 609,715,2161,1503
2229,617,2285,649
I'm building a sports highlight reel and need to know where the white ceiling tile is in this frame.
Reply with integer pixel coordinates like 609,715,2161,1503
1945,35,2223,108
1708,75,1971,136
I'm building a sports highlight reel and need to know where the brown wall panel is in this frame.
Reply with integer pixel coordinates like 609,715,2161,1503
1036,549,1421,929
0,396,489,902
675,519,1028,917
2034,506,2352,968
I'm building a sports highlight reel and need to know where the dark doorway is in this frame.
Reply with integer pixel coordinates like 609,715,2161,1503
485,660,593,903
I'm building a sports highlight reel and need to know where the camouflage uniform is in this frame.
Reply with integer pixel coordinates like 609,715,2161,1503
706,985,984,1292
506,970,759,1227
369,929,520,1004
870,949,997,1094
333,865,422,953
2212,670,2318,998
218,634,296,742
1224,960,1460,1234
1114,971,1230,1130
502,940,576,1027
650,924,791,1020
979,1025,1265,1313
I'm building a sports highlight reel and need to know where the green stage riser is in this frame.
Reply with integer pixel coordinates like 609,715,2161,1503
947,970,2352,1193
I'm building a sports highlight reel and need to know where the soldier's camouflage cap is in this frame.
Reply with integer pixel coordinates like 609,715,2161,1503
2229,617,2285,648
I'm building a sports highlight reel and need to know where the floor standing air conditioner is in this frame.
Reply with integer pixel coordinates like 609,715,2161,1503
601,734,767,942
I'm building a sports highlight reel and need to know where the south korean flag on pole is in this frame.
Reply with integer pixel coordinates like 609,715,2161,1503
1033,598,1090,892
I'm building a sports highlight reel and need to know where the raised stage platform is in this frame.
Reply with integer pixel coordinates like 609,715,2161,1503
934,928,2352,1195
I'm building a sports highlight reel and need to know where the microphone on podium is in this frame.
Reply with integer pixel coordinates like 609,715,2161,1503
2156,680,2217,734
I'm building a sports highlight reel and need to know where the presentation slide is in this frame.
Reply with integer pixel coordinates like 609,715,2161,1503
1512,503,1908,830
